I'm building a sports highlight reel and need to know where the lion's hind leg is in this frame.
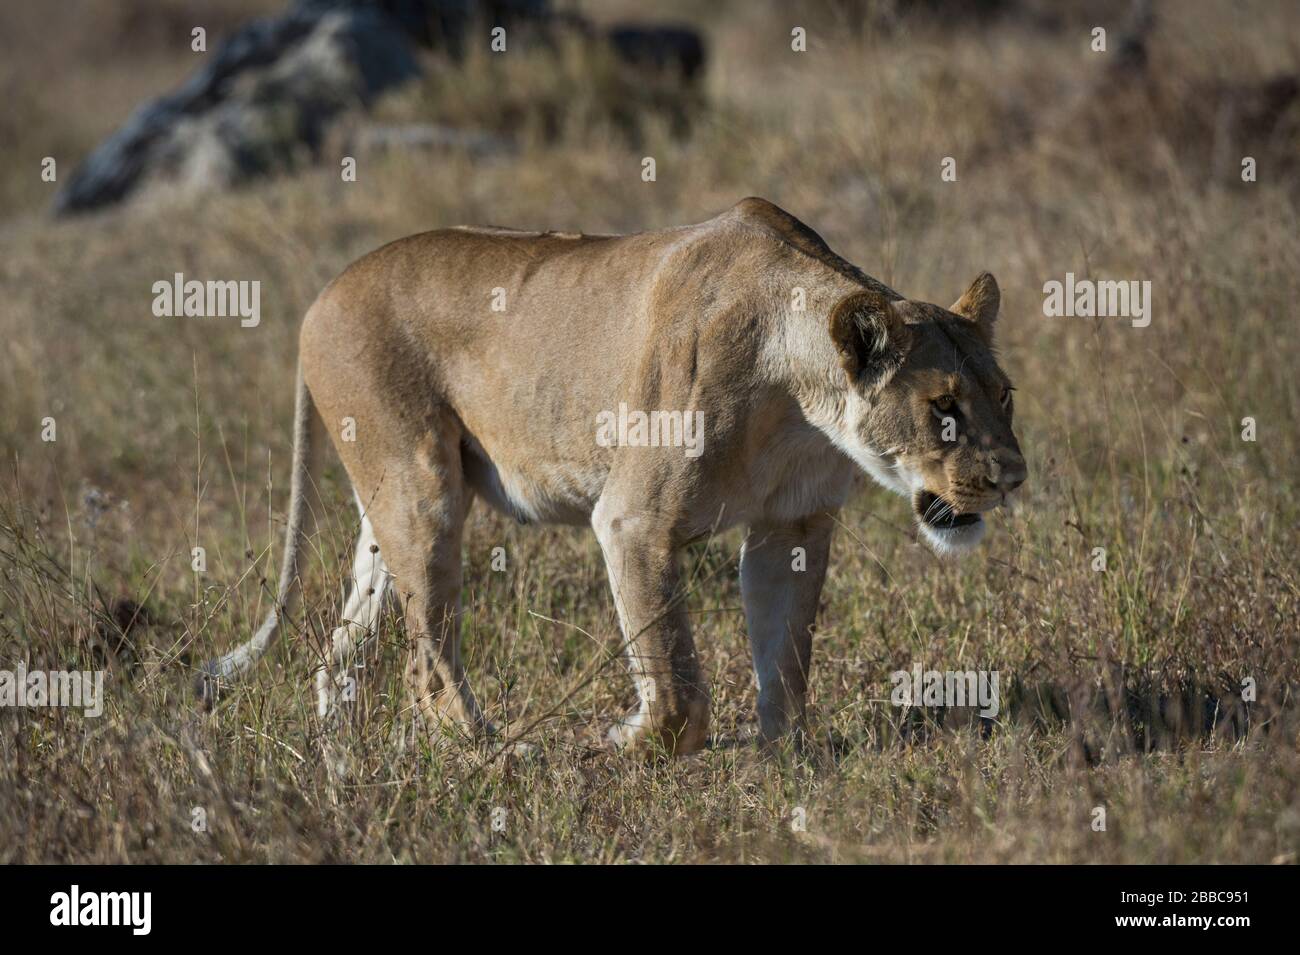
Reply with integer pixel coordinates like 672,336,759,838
315,496,392,719
357,418,490,747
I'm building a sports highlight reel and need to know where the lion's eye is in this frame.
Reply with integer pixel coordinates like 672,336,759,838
1000,386,1015,408
932,395,956,414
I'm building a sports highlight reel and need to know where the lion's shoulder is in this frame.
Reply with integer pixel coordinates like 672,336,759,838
714,197,897,299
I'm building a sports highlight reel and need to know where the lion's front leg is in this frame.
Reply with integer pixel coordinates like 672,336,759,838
740,512,835,747
593,503,710,756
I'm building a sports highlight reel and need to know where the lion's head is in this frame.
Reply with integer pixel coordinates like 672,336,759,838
827,272,1026,557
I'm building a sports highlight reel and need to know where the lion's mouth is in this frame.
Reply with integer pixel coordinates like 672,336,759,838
913,491,983,529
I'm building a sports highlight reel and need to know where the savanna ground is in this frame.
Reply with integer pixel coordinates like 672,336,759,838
1,0,1298,863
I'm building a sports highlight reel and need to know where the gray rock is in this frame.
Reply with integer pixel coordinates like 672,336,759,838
54,5,420,214
606,24,706,83
53,0,706,215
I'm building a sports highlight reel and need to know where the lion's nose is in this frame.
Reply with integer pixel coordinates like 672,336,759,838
988,454,1027,492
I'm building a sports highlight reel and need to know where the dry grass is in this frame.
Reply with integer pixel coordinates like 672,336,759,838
1,0,1298,863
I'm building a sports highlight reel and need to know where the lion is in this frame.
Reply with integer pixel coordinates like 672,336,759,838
197,197,1026,755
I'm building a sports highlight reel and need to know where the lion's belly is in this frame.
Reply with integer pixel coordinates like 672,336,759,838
461,432,605,526
462,406,858,534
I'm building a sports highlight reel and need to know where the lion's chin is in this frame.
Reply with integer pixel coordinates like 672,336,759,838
918,515,986,558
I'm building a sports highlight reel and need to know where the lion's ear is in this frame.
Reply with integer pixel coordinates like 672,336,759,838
949,272,1000,342
829,289,909,381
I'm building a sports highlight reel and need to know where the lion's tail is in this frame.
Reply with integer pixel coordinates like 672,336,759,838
196,362,323,706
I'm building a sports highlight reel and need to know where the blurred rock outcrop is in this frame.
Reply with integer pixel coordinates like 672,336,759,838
54,0,706,216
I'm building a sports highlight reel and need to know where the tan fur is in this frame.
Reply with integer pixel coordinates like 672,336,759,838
198,197,1026,756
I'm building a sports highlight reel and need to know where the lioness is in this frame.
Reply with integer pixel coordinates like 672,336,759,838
198,197,1026,755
